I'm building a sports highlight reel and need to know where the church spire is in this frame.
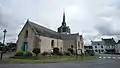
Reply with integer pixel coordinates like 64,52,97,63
63,11,65,22
62,11,66,26
57,11,71,34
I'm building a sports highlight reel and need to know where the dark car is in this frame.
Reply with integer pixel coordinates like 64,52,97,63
0,46,7,53
7,43,17,52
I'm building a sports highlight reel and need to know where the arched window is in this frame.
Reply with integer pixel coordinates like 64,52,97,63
95,46,97,48
25,30,28,38
78,42,80,49
81,43,83,48
101,50,104,52
71,45,73,48
101,46,103,48
95,50,98,52
51,40,54,48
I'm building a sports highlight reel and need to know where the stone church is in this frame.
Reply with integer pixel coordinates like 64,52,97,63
17,12,84,54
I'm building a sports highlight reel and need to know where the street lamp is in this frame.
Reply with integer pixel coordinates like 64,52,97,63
0,29,7,60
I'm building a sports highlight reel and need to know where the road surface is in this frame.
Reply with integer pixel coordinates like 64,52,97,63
0,54,120,68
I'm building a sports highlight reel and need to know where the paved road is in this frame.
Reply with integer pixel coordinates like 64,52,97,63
0,54,120,68
98,54,120,59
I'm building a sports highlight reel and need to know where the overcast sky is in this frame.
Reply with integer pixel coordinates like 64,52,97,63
0,0,120,45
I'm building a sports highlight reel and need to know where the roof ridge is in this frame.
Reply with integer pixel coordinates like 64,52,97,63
28,21,58,33
27,20,62,39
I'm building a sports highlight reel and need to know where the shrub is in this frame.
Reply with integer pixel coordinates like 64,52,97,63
64,51,71,56
71,50,76,55
67,48,75,55
50,52,54,55
53,47,59,55
88,50,95,56
57,52,63,56
14,51,24,56
32,48,40,56
89,52,95,56
23,51,32,57
41,51,49,56
90,53,94,56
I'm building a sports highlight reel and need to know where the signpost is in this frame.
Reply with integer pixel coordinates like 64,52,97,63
77,49,81,55
77,49,83,60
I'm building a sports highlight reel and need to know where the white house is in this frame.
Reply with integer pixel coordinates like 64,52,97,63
102,38,116,53
91,40,105,54
115,40,120,53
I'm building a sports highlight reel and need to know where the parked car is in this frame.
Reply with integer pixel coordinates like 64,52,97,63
7,43,17,52
0,46,7,53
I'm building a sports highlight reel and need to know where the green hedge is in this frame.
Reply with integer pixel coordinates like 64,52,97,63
64,51,71,56
14,51,32,57
14,51,24,56
23,51,33,57
41,51,49,56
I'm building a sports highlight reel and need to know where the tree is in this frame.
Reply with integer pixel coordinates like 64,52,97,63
67,45,76,55
67,48,75,55
32,48,40,56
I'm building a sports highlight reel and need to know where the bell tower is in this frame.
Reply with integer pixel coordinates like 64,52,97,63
57,11,71,34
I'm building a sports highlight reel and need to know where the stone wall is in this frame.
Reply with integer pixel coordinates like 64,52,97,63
40,36,63,53
17,23,35,52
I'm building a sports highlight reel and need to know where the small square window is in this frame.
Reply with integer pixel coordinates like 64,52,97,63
101,46,103,48
95,50,98,52
101,50,104,52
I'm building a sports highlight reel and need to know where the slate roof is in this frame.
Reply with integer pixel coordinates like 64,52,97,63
28,21,61,39
91,41,104,45
23,20,83,40
102,38,116,45
61,33,80,40
117,40,120,44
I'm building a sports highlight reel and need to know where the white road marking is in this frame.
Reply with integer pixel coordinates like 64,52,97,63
20,64,23,65
103,57,106,58
98,56,120,59
117,57,120,59
112,57,116,59
108,57,111,59
99,57,102,58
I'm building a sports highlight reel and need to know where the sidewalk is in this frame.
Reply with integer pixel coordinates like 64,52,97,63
2,52,15,58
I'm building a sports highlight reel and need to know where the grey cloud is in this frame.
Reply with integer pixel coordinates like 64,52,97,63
94,0,120,36
0,7,12,27
0,6,21,42
110,0,120,10
95,22,120,35
1,0,120,44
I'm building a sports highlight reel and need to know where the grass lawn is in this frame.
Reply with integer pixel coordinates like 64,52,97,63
0,55,96,63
